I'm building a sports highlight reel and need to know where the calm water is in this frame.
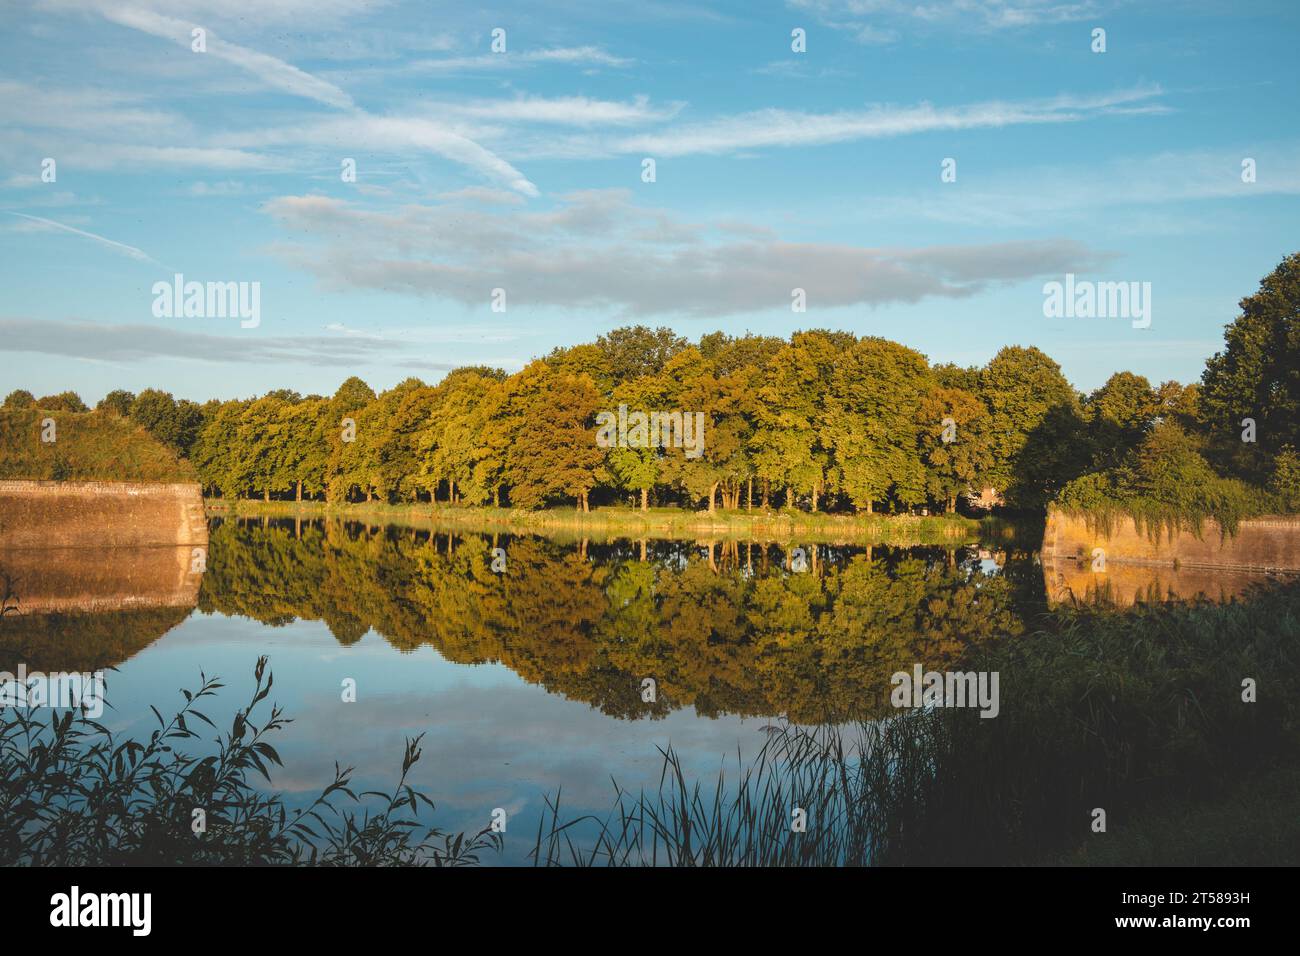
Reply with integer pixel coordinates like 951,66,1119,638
0,517,1265,864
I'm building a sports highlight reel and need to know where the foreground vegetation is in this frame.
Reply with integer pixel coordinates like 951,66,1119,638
6,254,1298,527
0,657,499,866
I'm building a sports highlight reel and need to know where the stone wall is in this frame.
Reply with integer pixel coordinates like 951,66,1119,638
0,545,202,614
0,480,207,550
1043,506,1300,573
1041,554,1295,606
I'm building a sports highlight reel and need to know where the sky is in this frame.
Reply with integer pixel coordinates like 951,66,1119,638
2,0,1297,404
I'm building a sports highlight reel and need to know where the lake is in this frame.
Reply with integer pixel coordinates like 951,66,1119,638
0,516,1278,864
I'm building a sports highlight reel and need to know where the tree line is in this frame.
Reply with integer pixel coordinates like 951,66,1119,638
6,253,1297,517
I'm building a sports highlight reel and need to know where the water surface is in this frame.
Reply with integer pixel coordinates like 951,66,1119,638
1,517,1276,863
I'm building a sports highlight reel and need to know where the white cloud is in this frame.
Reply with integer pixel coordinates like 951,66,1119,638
850,144,1300,229
0,317,465,371
187,180,252,196
93,4,357,108
30,2,539,195
787,0,1111,41
260,189,1115,318
231,114,540,197
501,84,1165,160
433,94,682,127
409,45,633,72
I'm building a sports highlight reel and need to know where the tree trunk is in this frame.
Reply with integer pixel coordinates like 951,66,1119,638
296,480,302,502
866,499,874,515
747,477,753,511
947,495,956,513
264,487,270,502
708,482,718,513
811,485,818,512
640,487,648,511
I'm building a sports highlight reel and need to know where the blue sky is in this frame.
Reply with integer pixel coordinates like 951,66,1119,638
2,0,1298,403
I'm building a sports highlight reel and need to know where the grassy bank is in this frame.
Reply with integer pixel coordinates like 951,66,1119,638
205,498,1020,545
0,408,195,483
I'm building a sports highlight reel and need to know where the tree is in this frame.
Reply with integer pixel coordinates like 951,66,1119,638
1200,252,1300,478
3,390,35,409
37,391,89,413
978,346,1082,509
825,337,929,514
596,325,688,384
97,390,135,417
130,389,203,456
192,400,248,498
918,385,994,512
605,373,665,510
749,333,838,511
507,369,605,510
326,377,376,502
1084,372,1158,470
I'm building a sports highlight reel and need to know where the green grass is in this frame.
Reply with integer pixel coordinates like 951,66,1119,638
0,408,195,483
207,498,998,544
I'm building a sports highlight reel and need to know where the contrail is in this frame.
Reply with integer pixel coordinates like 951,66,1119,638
7,212,159,264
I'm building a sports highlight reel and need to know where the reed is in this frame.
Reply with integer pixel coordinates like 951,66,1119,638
0,657,499,866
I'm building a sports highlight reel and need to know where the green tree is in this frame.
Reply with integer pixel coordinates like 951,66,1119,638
37,391,89,413
1200,252,1300,479
96,390,135,417
508,370,605,510
918,385,994,512
978,346,1083,509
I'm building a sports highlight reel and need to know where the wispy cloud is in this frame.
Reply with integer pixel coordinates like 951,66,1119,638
787,0,1112,42
410,45,633,72
34,2,540,195
5,212,158,264
94,4,356,108
846,144,1300,229
0,317,466,371
231,114,540,197
499,84,1165,160
432,94,682,127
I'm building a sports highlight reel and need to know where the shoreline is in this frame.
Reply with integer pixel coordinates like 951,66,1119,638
203,498,1027,545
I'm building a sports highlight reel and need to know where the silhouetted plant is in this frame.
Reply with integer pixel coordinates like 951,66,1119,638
0,656,500,866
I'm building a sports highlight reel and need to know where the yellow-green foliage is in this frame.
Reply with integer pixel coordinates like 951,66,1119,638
0,408,196,482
